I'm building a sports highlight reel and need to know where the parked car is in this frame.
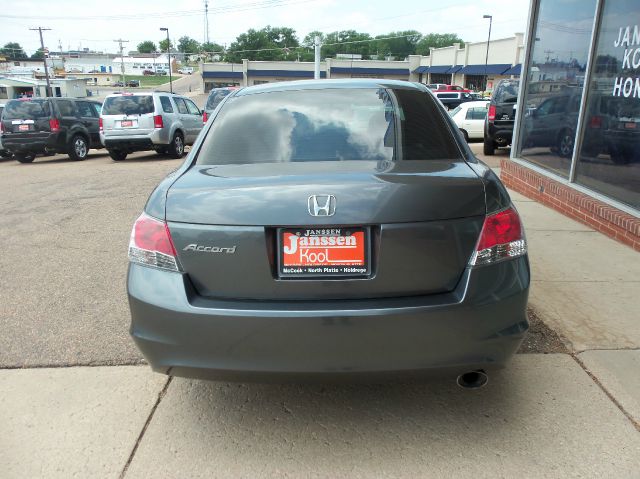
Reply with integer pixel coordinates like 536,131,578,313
142,70,155,76
426,83,449,91
434,84,472,93
127,79,529,385
178,67,194,75
202,86,239,122
434,91,473,110
127,80,140,88
0,103,13,158
484,79,519,155
113,81,125,87
155,70,168,76
100,92,203,161
449,100,490,141
0,97,103,163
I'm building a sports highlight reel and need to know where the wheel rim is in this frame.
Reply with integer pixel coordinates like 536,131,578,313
175,136,184,155
75,138,87,158
560,134,573,157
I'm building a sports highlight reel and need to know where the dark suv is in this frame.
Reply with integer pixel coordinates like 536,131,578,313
1,98,103,163
484,79,519,155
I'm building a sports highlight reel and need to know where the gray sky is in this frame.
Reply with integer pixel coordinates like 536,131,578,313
1,0,529,55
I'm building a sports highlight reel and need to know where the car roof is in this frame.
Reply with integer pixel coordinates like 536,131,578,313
459,100,489,108
235,79,426,97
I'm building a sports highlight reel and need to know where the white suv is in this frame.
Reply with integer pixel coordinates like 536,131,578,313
100,92,203,161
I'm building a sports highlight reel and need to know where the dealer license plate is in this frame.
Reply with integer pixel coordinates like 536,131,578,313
120,120,133,128
18,124,30,131
279,227,369,278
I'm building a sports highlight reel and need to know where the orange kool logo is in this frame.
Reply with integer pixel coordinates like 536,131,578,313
282,232,365,266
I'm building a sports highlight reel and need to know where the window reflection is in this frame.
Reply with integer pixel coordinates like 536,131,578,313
575,0,640,208
517,0,596,177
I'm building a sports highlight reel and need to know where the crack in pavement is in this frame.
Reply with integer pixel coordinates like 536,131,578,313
120,376,173,479
571,353,640,433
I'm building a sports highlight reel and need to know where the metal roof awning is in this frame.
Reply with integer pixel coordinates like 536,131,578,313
330,67,409,75
249,69,326,78
502,64,522,76
202,71,243,79
413,66,429,74
426,65,452,74
458,64,512,75
446,65,464,74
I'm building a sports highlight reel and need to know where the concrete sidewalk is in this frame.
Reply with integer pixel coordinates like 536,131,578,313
2,145,639,477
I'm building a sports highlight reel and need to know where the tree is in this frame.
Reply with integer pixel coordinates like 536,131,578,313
158,38,174,52
415,33,464,56
31,48,46,60
306,30,373,59
1,42,28,60
201,42,224,53
137,41,157,53
373,30,422,59
225,26,300,62
177,36,200,54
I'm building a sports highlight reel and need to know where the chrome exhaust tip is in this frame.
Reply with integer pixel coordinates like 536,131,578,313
456,370,488,389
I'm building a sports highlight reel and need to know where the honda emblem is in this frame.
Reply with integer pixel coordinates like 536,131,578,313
308,195,336,217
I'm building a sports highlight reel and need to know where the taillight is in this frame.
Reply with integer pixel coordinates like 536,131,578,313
589,115,602,129
0,122,3,133
487,105,496,122
49,118,60,132
153,115,164,129
128,213,181,272
202,111,208,124
470,206,526,266
99,118,103,131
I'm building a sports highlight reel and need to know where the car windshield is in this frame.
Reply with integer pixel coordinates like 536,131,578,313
205,89,234,111
196,87,460,165
3,100,50,120
102,95,154,115
449,106,462,117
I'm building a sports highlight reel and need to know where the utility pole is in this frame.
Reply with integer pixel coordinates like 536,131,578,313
314,35,321,80
30,27,52,97
114,38,129,87
204,0,210,45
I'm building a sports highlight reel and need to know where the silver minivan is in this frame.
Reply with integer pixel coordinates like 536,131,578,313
100,92,203,161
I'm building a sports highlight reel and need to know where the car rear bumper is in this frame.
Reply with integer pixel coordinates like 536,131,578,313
128,256,530,381
486,122,514,146
101,130,168,150
2,133,59,154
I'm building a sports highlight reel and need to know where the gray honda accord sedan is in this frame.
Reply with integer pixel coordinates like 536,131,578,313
127,79,529,386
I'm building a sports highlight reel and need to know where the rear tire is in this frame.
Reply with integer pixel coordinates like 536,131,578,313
15,154,35,163
557,129,574,158
0,151,12,158
483,136,495,156
154,146,168,155
168,132,185,159
68,134,89,161
460,129,469,142
108,150,127,162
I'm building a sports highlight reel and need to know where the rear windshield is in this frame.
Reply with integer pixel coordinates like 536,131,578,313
205,89,234,111
102,95,154,115
3,100,50,120
494,81,519,104
196,88,460,165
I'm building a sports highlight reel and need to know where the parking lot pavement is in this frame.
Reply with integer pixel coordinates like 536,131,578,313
0,365,166,479
0,150,183,367
1,355,626,479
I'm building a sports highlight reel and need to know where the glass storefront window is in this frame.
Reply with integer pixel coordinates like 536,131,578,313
517,0,596,178
575,0,640,209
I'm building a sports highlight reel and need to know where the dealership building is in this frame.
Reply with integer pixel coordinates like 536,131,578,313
503,0,639,250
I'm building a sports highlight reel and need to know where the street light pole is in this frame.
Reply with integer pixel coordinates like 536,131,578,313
160,27,173,93
483,14,493,93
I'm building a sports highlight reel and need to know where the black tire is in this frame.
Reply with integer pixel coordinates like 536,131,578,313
15,154,35,163
483,136,495,156
168,132,185,159
68,134,89,161
154,146,168,155
0,151,12,158
460,129,469,142
108,150,128,162
609,145,631,165
557,129,574,158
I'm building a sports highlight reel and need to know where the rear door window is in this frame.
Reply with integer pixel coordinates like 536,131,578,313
159,96,174,113
57,100,76,117
174,98,189,114
467,107,487,120
77,101,97,118
3,100,51,119
102,95,155,115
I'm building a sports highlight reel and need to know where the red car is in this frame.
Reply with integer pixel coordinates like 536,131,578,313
427,84,472,93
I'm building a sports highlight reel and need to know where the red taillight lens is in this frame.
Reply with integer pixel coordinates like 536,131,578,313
49,118,60,132
128,213,181,272
99,118,103,131
202,111,208,124
470,207,526,266
589,115,602,129
153,115,164,129
487,105,496,122
0,122,3,133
